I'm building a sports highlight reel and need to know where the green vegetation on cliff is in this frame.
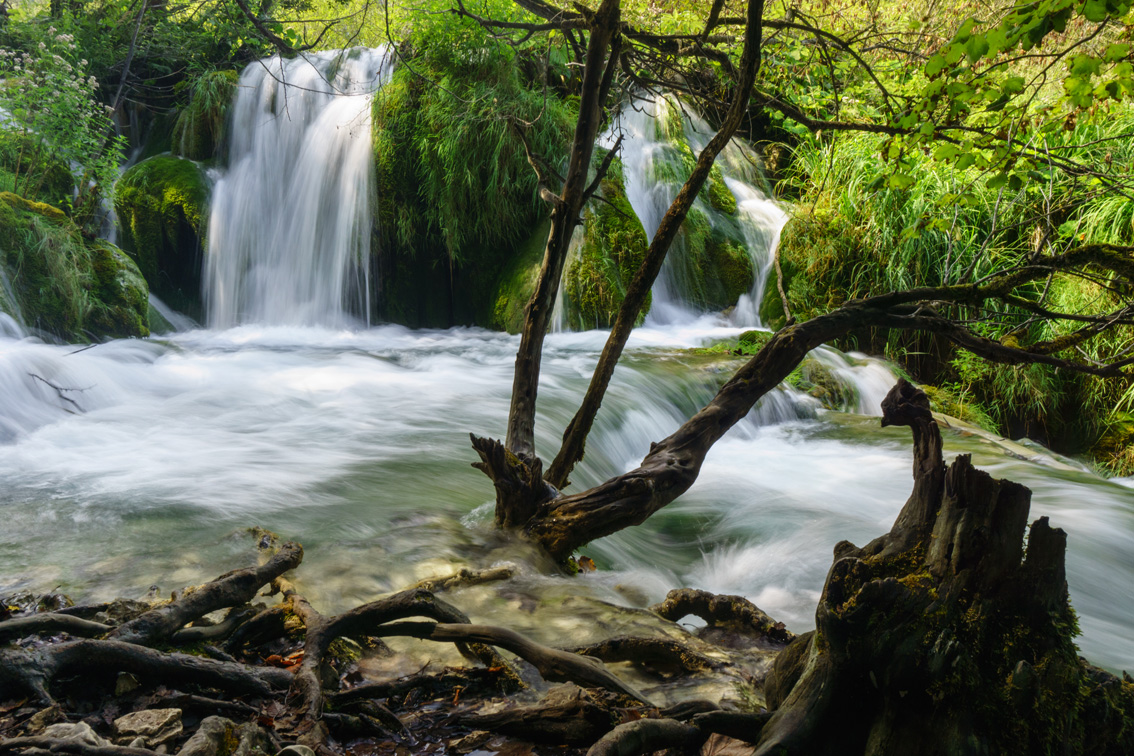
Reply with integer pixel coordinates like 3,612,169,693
372,10,575,327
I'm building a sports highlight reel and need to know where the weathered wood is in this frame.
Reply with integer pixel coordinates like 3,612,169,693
585,718,703,756
0,638,292,704
650,589,793,645
566,635,722,674
545,0,769,490
109,542,303,646
751,384,1134,755
370,621,651,703
0,613,111,642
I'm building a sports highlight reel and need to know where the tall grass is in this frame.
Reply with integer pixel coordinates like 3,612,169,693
778,105,1134,471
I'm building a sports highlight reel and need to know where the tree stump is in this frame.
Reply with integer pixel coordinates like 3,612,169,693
754,379,1134,755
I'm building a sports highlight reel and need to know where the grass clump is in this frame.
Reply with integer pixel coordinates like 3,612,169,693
372,9,575,327
171,69,238,161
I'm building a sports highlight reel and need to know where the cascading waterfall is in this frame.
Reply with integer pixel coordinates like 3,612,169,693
205,48,391,328
602,95,789,326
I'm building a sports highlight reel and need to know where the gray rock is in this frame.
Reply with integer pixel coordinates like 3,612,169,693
277,746,317,756
114,708,183,747
177,716,273,756
42,722,109,747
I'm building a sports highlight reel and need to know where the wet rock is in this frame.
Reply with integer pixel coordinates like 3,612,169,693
26,705,64,734
276,746,316,756
448,730,492,754
114,708,183,746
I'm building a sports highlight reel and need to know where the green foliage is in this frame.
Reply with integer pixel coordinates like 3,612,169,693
0,28,125,226
372,4,575,326
171,70,238,161
0,192,147,340
491,219,550,333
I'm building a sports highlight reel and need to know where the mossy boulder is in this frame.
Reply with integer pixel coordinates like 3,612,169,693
0,194,148,341
562,156,650,329
115,156,209,319
491,219,550,333
668,208,755,312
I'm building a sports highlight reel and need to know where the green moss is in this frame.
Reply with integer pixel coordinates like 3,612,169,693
114,156,209,317
563,157,650,328
0,197,148,341
491,218,549,333
171,70,238,161
920,384,998,432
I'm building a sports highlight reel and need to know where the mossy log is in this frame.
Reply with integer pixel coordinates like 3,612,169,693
752,380,1134,756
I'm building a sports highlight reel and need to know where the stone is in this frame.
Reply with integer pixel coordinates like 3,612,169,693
113,708,183,746
277,746,317,756
41,722,109,747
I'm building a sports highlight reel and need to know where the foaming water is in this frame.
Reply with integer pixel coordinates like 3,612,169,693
205,49,391,328
0,324,1131,673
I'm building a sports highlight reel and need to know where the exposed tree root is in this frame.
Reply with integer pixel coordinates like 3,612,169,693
371,621,650,703
565,636,722,675
650,589,794,646
0,739,159,756
0,613,111,643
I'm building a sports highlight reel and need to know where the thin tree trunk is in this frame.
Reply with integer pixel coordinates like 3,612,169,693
545,0,767,489
504,0,621,458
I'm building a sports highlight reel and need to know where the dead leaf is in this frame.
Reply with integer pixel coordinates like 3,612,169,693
577,556,596,572
700,733,756,756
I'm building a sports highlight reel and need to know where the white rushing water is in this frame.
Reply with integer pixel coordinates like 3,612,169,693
205,48,391,328
0,62,1131,683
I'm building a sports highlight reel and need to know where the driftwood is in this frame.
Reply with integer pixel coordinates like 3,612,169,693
566,636,722,675
371,621,650,703
0,613,111,642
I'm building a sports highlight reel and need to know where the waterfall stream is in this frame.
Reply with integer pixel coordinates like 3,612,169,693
205,49,391,328
0,60,1131,678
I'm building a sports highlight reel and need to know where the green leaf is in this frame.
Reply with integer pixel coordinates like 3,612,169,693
1002,76,1026,94
1105,43,1131,62
1083,0,1110,22
986,172,1009,190
888,173,916,190
925,54,947,77
966,35,990,63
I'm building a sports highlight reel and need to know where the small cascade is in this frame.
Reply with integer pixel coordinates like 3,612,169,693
602,95,788,326
205,49,391,328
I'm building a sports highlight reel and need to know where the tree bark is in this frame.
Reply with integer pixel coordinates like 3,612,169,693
545,0,768,490
504,0,622,459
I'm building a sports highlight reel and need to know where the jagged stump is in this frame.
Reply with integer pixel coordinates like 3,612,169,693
755,379,1134,756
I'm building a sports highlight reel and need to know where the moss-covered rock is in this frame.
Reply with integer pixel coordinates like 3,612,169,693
0,194,148,341
668,208,755,312
491,219,550,333
115,155,209,319
562,156,650,329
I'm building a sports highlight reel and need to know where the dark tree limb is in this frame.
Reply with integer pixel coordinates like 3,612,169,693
0,639,292,705
110,542,303,646
370,621,651,703
0,740,158,756
650,589,794,645
565,636,723,674
0,613,110,642
504,0,622,459
585,718,703,756
287,587,514,723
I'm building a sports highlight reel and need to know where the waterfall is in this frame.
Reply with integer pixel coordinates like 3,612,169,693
205,48,391,328
602,95,788,326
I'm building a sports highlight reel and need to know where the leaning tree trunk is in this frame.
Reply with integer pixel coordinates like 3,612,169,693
750,380,1134,756
544,0,768,490
504,0,622,459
